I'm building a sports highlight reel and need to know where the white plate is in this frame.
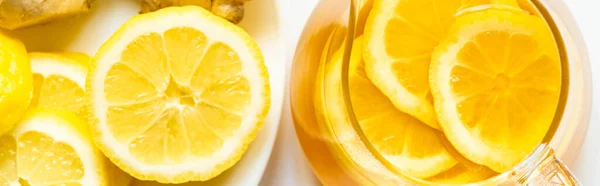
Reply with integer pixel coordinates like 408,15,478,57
5,0,285,185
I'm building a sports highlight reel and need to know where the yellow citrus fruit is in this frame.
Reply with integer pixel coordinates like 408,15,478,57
0,109,108,185
363,0,521,129
429,9,560,172
321,37,457,178
29,52,89,115
0,32,32,136
427,163,497,184
27,52,132,186
86,6,270,183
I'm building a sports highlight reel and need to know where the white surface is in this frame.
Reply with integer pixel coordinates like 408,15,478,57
259,0,323,185
260,0,600,185
567,1,600,185
5,0,285,185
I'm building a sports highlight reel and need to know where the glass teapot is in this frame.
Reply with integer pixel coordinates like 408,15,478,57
290,0,592,185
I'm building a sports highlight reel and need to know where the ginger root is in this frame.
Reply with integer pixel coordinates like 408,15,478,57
0,0,93,30
138,0,250,24
211,0,248,24
138,0,212,13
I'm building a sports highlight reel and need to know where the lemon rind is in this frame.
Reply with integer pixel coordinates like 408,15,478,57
29,52,89,88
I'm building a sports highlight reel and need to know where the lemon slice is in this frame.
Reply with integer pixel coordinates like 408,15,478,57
29,52,89,115
363,0,521,129
427,163,497,184
28,52,133,186
0,109,108,185
322,37,457,178
86,6,270,183
429,9,560,172
0,33,32,136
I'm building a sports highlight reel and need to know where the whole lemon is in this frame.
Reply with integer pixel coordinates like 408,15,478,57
0,32,32,135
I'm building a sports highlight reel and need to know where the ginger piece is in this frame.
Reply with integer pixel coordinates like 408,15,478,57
0,0,93,30
138,0,212,13
211,0,248,24
137,0,249,24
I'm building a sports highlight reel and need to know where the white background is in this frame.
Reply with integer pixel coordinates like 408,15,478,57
260,0,600,185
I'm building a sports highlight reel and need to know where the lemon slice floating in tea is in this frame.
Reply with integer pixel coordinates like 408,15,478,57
321,37,457,178
29,52,89,115
0,33,32,136
0,109,109,185
86,6,270,183
429,9,560,172
363,0,521,129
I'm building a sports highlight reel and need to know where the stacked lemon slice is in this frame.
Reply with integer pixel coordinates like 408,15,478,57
0,51,133,185
320,37,457,178
429,9,559,173
327,0,560,183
